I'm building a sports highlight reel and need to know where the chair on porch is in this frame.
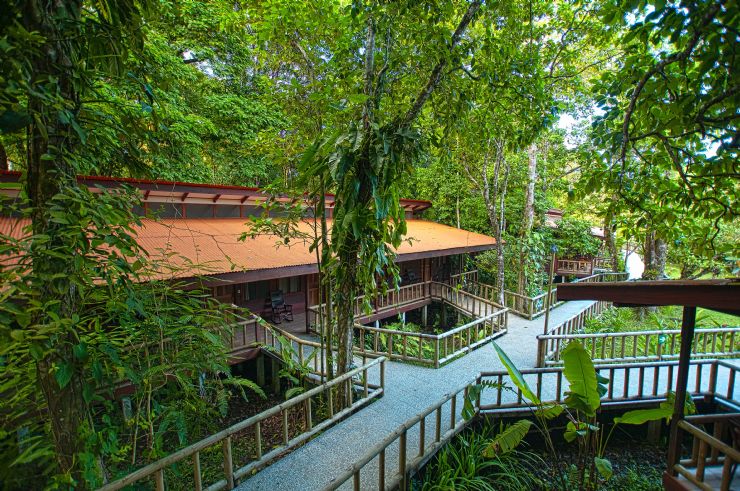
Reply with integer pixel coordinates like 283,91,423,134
267,290,293,324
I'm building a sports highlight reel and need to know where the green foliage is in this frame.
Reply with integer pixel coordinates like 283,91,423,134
584,0,739,260
489,340,679,490
0,188,261,486
418,423,544,491
482,419,532,457
269,334,318,400
554,217,602,259
561,341,603,417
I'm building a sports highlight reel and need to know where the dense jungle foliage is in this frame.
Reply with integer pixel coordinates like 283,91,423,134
0,0,737,488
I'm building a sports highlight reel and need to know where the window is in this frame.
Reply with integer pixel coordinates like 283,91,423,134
278,276,301,294
247,281,270,301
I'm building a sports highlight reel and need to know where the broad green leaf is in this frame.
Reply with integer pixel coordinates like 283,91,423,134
561,341,600,416
55,362,74,389
493,342,540,405
614,406,673,425
535,403,564,420
483,419,532,457
595,457,613,480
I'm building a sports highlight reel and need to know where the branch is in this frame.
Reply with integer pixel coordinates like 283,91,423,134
401,0,482,127
618,3,722,164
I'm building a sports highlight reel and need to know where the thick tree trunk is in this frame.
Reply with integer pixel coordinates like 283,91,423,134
0,142,7,170
329,1,483,387
518,143,537,294
23,0,89,482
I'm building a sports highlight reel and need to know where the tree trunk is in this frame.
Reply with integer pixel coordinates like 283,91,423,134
0,142,8,170
328,1,483,387
23,0,88,482
518,143,537,294
479,139,509,305
603,201,619,271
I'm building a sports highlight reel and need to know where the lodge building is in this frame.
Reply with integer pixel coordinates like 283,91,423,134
0,171,498,337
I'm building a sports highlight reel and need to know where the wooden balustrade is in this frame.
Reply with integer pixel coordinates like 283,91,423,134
98,357,386,491
327,359,738,491
479,359,738,414
452,271,627,319
307,282,432,328
556,258,593,276
674,417,740,491
323,377,480,491
535,300,610,366
353,309,508,368
539,327,740,365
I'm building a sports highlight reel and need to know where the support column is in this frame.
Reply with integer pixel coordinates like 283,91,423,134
422,305,428,327
666,306,696,475
256,355,265,387
271,357,281,395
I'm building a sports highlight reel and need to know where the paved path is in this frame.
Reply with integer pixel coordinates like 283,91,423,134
237,300,597,490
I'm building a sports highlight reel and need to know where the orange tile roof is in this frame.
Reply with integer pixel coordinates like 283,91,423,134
0,217,496,281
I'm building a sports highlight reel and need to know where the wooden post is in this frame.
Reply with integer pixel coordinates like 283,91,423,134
256,354,265,387
542,249,557,336
666,306,696,475
271,357,281,394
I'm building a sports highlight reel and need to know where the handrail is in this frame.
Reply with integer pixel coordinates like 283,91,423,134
536,300,611,366
674,419,740,491
323,377,480,491
352,294,508,368
478,359,739,413
98,357,387,491
327,359,738,491
539,325,739,366
455,271,627,319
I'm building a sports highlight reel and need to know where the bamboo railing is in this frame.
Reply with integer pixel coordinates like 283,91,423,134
323,377,480,491
539,327,740,365
307,281,507,368
536,300,611,366
98,357,386,491
307,281,431,327
353,309,508,368
556,258,593,276
450,271,627,319
479,359,738,413
326,359,739,491
674,415,740,491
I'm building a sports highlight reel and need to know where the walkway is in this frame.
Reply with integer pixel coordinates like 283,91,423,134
236,300,596,490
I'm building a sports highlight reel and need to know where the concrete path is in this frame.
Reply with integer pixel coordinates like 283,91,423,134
236,300,597,490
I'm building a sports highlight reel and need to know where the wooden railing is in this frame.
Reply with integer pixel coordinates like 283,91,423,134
307,281,507,368
353,309,508,368
556,258,593,276
323,377,480,491
479,359,738,413
450,271,627,319
539,327,740,365
536,300,611,366
307,281,432,328
673,415,740,490
98,357,386,491
593,256,614,271
430,281,505,315
327,359,738,491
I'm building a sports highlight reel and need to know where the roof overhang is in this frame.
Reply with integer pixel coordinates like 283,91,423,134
557,279,740,316
0,171,432,213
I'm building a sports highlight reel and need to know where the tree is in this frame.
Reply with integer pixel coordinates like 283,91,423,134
299,0,485,384
588,0,739,254
0,1,261,485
